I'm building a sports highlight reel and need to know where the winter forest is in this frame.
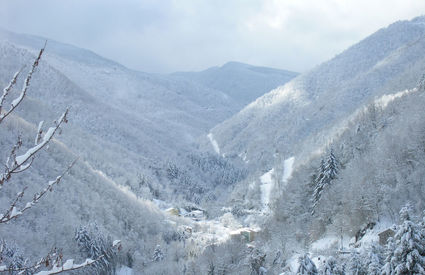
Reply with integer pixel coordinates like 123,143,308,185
1,4,425,275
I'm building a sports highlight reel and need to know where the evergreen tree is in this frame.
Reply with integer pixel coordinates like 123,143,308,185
297,254,318,275
366,244,384,275
381,205,425,275
324,151,339,180
346,252,365,275
75,222,117,274
312,150,339,215
0,240,28,274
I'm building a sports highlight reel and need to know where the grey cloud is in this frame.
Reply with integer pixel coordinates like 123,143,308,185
0,0,424,73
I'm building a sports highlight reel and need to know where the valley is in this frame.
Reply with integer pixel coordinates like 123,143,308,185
1,15,425,275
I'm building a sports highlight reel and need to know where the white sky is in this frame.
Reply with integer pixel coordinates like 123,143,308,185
1,0,425,73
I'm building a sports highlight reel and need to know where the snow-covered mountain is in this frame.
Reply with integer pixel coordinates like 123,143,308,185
204,16,425,173
2,14,425,274
0,29,236,157
171,61,298,106
188,16,425,274
0,30,297,202
0,29,299,273
253,82,425,274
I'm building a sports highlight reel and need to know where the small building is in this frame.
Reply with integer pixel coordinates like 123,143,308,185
241,229,256,242
378,228,395,245
230,228,258,243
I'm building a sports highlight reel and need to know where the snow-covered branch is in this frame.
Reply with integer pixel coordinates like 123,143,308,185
0,158,77,224
0,109,69,187
0,69,22,115
0,42,46,124
33,258,98,275
0,241,121,274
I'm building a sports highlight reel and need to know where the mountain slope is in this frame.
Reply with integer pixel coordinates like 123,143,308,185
205,16,425,173
256,84,425,266
0,31,246,205
0,29,238,146
172,61,298,106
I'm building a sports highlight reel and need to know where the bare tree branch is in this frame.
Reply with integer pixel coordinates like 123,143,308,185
0,109,69,187
0,68,22,114
0,158,77,224
0,241,121,274
0,41,46,124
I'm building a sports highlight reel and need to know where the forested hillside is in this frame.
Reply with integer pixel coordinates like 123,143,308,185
1,15,425,275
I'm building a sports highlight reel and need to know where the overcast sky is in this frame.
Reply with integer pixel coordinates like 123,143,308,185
1,0,425,73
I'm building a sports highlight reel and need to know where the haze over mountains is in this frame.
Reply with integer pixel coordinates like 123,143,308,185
1,15,425,275
172,61,298,106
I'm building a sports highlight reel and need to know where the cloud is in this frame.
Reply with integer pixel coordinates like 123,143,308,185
0,0,424,73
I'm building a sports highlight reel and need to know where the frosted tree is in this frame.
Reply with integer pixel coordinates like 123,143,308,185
311,150,339,215
0,240,27,274
320,256,343,275
346,252,365,275
153,245,164,262
75,223,118,274
250,249,267,275
207,261,215,275
365,244,384,275
311,159,326,213
297,254,318,275
381,205,425,275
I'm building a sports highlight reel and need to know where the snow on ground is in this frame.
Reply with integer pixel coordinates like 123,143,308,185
282,157,295,184
310,236,340,252
286,253,301,274
355,220,394,247
190,218,238,247
152,198,173,210
259,157,294,209
260,168,274,206
207,132,221,155
374,89,414,109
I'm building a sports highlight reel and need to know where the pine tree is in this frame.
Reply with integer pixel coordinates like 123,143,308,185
381,205,425,275
297,254,318,275
312,150,339,215
75,222,117,274
324,151,339,180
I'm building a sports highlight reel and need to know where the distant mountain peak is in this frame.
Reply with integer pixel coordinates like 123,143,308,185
221,61,251,68
171,61,298,105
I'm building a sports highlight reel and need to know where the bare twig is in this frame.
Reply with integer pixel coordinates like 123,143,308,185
0,158,77,223
0,109,69,186
33,256,101,275
0,41,47,124
0,241,121,274
0,68,22,114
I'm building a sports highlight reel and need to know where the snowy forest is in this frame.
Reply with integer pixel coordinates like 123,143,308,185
1,10,425,275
